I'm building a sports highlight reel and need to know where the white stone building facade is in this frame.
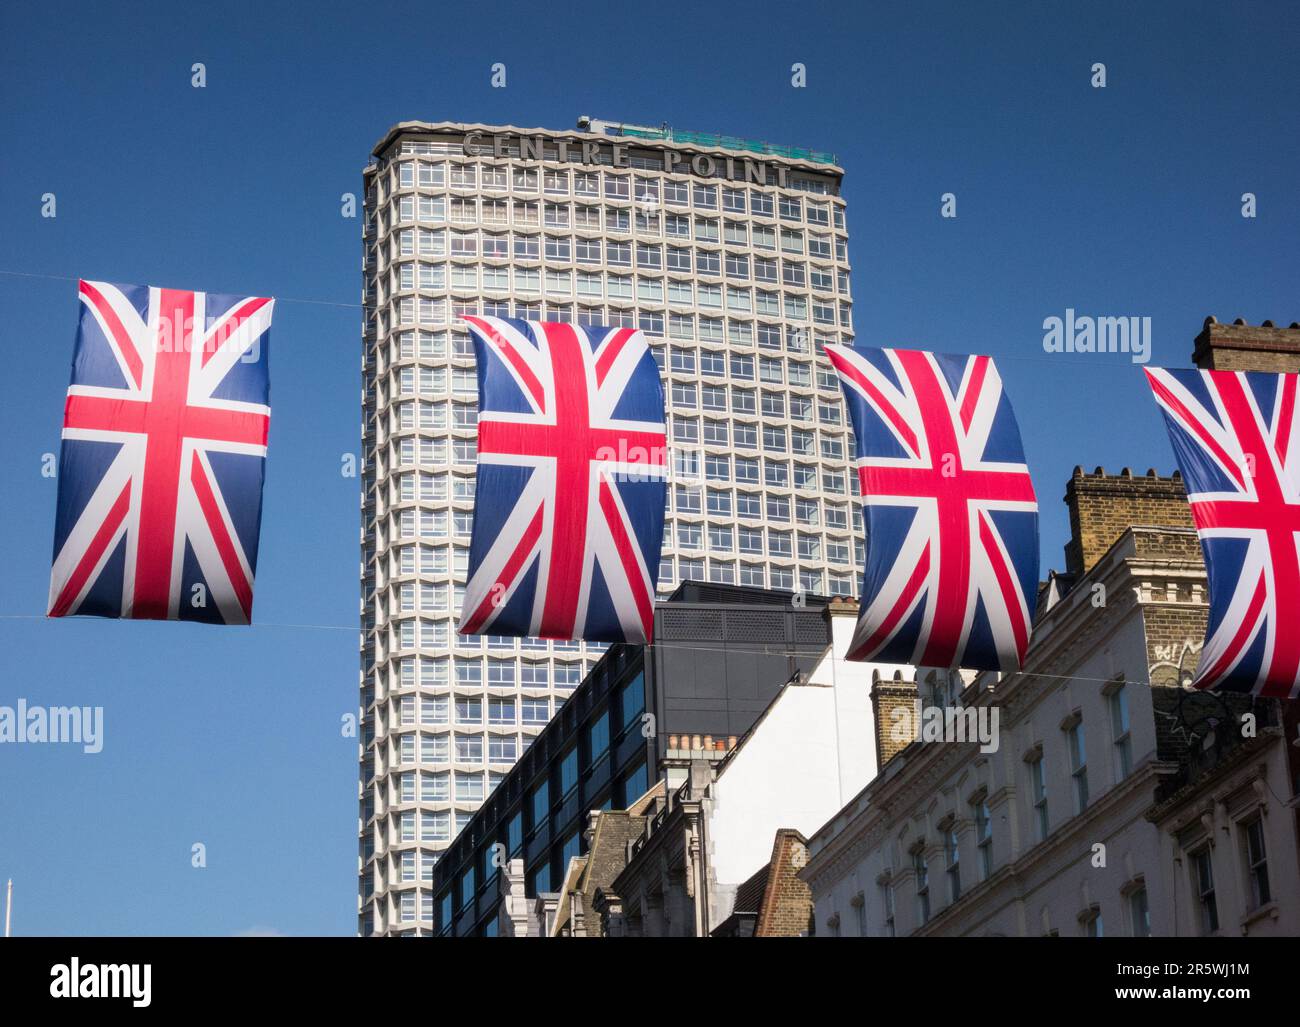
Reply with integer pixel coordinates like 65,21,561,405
801,523,1300,938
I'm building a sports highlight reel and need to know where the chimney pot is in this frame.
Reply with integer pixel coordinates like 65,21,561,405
1194,314,1300,372
727,735,738,749
1062,463,1192,576
703,734,714,750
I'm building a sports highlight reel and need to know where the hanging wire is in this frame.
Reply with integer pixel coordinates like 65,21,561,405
0,269,362,310
0,268,1210,686
0,608,1217,690
0,268,1186,371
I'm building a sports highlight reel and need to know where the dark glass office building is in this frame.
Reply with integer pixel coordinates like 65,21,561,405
432,581,834,936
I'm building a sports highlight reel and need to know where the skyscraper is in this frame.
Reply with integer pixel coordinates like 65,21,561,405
359,117,857,936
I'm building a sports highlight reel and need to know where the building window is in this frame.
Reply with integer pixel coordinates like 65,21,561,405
559,746,580,799
521,697,549,724
1244,817,1271,909
1192,848,1219,934
618,760,648,807
1082,906,1103,937
1028,751,1049,841
454,734,482,763
588,709,611,762
530,780,550,830
487,735,517,764
852,894,867,937
944,826,961,903
973,798,993,880
1128,885,1150,937
880,880,896,937
1067,718,1089,812
460,866,476,911
912,847,930,925
455,696,482,723
619,671,645,731
454,771,484,802
1109,684,1132,780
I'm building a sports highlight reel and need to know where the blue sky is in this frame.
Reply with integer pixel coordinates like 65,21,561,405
0,1,1296,936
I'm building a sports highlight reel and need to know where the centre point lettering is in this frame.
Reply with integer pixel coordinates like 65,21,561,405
461,131,790,187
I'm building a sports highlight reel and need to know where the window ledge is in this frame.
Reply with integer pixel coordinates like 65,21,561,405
1240,901,1279,933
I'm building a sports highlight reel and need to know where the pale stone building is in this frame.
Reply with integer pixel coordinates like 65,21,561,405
800,322,1300,938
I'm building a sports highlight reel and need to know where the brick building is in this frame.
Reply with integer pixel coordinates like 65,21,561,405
709,829,815,937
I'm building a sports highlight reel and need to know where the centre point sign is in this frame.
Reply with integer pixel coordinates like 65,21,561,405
461,131,795,187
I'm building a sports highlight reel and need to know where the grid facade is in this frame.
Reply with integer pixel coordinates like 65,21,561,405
359,119,859,936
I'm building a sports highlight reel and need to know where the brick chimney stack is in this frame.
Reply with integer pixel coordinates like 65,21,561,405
1192,317,1300,373
870,668,917,773
1063,467,1192,577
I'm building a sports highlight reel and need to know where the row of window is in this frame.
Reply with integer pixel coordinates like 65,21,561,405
673,477,853,514
854,870,1150,939
381,357,842,419
386,732,525,769
387,849,439,886
660,559,850,595
392,806,487,843
380,366,837,436
384,494,856,569
390,694,554,725
872,809,1272,940
380,445,854,499
385,163,841,225
375,623,595,658
388,471,853,524
382,256,844,300
378,228,847,273
378,207,844,260
375,302,847,342
379,260,847,304
382,491,852,546
669,521,851,558
391,655,585,687
383,326,840,363
385,291,851,335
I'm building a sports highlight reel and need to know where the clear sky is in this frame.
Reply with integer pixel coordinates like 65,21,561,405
0,0,1296,936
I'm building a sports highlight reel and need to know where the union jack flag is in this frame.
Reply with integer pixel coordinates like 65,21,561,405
457,317,667,644
49,280,273,625
827,345,1039,671
1146,367,1300,696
